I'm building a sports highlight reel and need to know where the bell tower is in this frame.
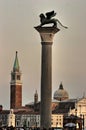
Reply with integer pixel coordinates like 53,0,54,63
10,51,22,109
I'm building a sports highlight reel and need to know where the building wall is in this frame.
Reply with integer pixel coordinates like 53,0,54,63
0,114,8,126
15,113,63,128
51,114,63,128
69,97,86,128
10,84,22,108
15,114,40,127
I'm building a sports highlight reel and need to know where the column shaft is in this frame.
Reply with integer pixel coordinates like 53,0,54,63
41,44,52,128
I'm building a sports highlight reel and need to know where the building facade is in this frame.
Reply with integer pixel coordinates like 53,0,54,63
69,97,86,128
0,109,63,128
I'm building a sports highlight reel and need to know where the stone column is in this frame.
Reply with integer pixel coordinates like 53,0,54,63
35,26,59,129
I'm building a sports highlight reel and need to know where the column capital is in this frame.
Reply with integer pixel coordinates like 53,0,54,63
34,26,60,44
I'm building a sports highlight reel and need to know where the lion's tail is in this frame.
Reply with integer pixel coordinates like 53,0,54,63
56,19,68,29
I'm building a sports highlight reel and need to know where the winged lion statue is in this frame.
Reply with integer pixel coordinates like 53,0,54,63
39,10,68,28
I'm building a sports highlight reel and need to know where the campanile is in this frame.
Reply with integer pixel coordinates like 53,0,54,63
10,51,22,109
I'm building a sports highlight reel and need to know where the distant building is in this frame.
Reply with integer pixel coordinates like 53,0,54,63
26,85,86,128
0,95,83,129
0,109,63,128
53,97,86,128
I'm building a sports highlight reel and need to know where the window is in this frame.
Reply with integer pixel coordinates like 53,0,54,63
17,75,20,80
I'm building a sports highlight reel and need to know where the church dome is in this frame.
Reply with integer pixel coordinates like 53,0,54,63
53,83,69,101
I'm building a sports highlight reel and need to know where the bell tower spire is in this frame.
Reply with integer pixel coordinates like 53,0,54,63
10,51,22,109
13,51,20,72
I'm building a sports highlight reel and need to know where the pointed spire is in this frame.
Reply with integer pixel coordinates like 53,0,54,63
13,51,20,72
35,90,38,94
59,82,63,90
34,90,38,97
34,90,38,104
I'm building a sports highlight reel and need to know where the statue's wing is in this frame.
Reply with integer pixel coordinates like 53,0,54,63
46,10,56,19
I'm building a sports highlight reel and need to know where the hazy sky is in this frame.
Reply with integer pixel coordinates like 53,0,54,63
0,0,86,109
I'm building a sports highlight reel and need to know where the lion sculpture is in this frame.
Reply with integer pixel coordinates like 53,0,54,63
39,10,68,28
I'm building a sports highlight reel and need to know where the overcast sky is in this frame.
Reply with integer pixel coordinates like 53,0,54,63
0,0,86,109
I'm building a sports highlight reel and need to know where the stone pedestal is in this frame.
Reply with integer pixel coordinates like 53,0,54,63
35,26,60,129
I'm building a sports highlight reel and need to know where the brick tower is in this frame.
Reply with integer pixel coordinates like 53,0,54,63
10,51,22,109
